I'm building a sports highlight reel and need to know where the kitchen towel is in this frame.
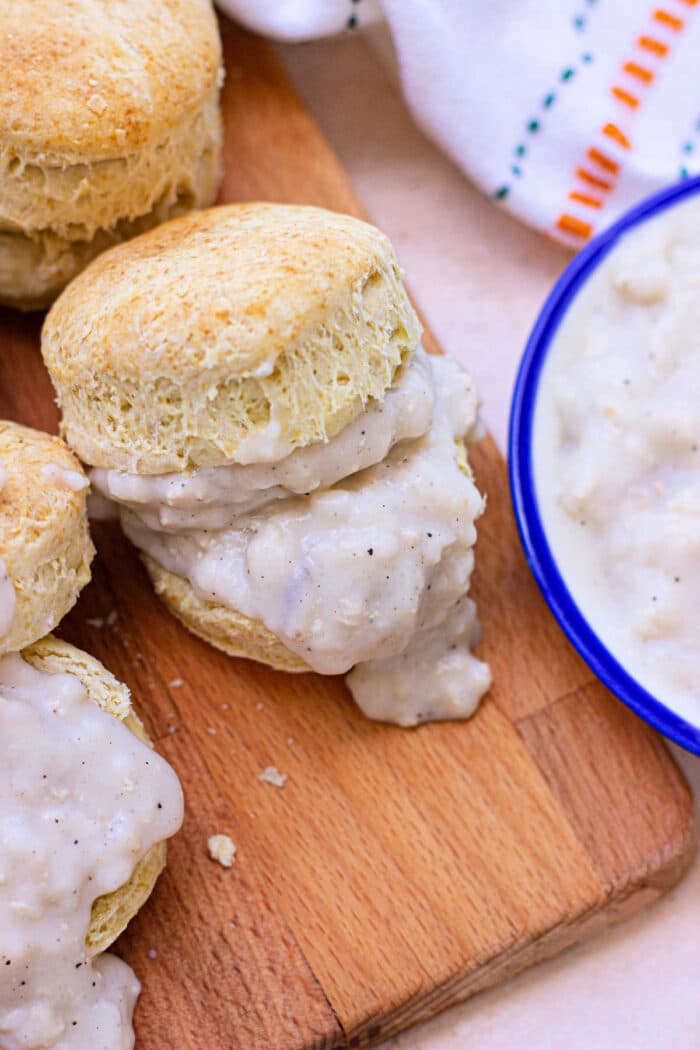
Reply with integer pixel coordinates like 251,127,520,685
216,0,700,247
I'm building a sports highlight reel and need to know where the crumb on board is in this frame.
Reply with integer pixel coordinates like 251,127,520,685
256,702,264,711
208,834,236,868
169,678,183,688
148,949,158,960
106,610,118,626
258,766,287,788
207,727,217,735
86,617,104,629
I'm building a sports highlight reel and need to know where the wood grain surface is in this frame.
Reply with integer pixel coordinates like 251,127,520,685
2,20,695,1050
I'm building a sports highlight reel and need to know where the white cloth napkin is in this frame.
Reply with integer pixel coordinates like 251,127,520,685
216,0,700,247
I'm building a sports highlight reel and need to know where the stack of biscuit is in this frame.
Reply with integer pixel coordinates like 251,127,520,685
41,202,424,671
42,203,491,726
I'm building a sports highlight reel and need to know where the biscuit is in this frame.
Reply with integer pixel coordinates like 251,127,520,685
0,421,94,654
0,0,223,309
42,204,422,472
21,635,168,954
144,553,309,672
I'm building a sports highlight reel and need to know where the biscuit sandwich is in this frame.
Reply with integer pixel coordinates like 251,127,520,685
43,203,492,726
0,0,223,310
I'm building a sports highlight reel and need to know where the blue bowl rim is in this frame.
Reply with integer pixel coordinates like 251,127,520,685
509,175,700,756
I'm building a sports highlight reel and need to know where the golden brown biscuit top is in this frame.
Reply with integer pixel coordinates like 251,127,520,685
0,421,88,566
0,0,221,161
43,203,404,383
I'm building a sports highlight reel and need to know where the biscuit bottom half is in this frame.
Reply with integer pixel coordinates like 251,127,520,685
144,553,310,673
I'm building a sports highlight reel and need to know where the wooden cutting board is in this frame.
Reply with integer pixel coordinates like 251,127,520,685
3,20,695,1050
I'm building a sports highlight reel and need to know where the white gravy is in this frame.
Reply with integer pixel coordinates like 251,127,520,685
0,458,15,638
41,464,90,493
111,352,491,725
91,350,436,531
0,558,15,639
0,653,183,1049
347,596,491,726
534,194,700,722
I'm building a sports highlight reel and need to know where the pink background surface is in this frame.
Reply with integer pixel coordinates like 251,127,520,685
277,32,700,1050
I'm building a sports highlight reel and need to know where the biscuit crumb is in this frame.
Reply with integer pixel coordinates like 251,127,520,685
169,678,183,688
86,617,104,629
259,766,287,788
208,834,236,868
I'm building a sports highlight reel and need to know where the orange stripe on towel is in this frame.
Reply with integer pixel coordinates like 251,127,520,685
612,86,640,107
556,214,593,239
587,147,620,174
653,8,684,28
638,34,670,54
623,61,655,83
576,168,614,191
602,122,632,149
569,191,604,208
